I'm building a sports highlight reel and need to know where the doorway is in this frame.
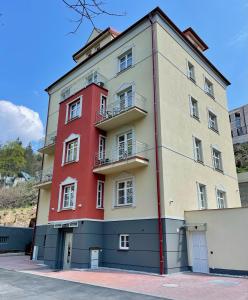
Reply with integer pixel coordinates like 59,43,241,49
90,249,99,269
191,231,209,273
63,232,73,269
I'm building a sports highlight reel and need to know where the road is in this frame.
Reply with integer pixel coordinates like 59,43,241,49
0,269,167,300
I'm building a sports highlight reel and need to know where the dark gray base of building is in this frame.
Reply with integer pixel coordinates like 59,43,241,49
35,218,188,274
209,268,248,276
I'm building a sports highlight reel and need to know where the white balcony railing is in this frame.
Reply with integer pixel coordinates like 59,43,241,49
94,140,148,168
38,131,57,150
35,168,53,185
95,92,147,124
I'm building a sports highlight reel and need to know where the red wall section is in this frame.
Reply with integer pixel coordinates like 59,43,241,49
49,84,107,222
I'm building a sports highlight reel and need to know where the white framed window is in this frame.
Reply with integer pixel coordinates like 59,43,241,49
193,137,203,163
96,180,104,208
119,50,132,72
62,134,80,166
190,97,199,119
216,189,227,208
118,87,133,111
63,183,76,209
208,111,218,132
116,178,134,206
100,95,107,115
65,96,82,123
98,135,106,160
66,139,78,163
119,234,129,250
197,183,207,209
212,147,223,171
117,131,133,160
187,62,195,81
205,78,214,97
87,71,98,84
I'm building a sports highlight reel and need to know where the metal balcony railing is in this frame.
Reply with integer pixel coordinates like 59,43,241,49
95,92,147,124
38,131,57,150
94,141,148,168
35,168,53,185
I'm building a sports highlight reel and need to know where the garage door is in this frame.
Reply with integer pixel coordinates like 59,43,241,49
192,231,209,273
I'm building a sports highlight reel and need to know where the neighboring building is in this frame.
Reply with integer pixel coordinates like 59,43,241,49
229,104,248,144
237,172,248,207
34,7,240,274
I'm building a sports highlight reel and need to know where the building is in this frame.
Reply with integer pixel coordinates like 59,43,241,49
34,7,241,275
229,104,248,144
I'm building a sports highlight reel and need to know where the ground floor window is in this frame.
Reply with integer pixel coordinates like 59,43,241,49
119,234,129,250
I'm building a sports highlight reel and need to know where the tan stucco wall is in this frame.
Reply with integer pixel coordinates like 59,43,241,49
156,21,240,218
185,208,248,271
36,189,50,225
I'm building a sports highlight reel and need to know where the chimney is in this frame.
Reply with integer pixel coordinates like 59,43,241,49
183,27,208,52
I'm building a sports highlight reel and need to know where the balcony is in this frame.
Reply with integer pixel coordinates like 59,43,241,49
93,141,149,175
38,131,56,154
95,92,147,131
34,168,53,189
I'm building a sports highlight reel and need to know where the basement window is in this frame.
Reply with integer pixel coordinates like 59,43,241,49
119,234,129,250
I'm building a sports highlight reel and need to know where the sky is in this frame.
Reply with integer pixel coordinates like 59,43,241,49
0,0,247,145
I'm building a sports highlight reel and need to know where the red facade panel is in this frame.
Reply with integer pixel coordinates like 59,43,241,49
49,84,107,221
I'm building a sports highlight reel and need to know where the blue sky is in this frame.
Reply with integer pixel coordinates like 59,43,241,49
0,0,247,143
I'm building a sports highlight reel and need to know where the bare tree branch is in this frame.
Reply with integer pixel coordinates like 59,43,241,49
62,0,125,33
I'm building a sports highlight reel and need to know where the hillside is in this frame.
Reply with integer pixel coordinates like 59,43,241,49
0,206,36,227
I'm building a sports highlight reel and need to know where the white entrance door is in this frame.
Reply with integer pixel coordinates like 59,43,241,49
63,233,73,269
192,231,209,273
90,249,99,269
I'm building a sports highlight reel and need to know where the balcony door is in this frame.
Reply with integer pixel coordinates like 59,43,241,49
119,87,133,111
118,131,133,160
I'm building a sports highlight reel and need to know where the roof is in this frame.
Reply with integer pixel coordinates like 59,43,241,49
183,27,209,51
45,6,230,92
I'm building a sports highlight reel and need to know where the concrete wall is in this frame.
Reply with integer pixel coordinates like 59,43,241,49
237,172,248,207
0,226,33,252
185,207,248,275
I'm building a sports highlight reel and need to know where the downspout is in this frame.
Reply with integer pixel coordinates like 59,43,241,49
149,14,165,275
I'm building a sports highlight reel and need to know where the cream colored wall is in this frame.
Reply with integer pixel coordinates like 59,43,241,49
42,19,158,221
185,208,248,271
156,21,240,218
36,189,50,225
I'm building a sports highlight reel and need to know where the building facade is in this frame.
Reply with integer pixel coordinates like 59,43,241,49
229,104,248,144
34,7,241,274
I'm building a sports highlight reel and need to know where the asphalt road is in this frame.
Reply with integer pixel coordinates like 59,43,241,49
0,269,168,300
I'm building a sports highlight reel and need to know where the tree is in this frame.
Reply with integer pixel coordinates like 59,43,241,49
62,0,125,33
0,140,25,177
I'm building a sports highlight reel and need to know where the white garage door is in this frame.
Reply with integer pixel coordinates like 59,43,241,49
192,231,209,273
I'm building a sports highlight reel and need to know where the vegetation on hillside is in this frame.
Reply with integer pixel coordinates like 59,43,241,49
233,143,248,173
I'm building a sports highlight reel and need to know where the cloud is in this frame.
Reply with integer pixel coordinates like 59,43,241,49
229,30,248,46
0,100,44,145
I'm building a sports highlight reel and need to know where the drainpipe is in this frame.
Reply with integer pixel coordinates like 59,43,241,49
149,14,165,275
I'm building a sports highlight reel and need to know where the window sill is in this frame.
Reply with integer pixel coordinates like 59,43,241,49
188,76,196,84
63,160,78,166
66,115,81,124
96,207,104,210
113,204,134,209
196,160,204,165
192,115,200,122
118,248,129,251
116,65,133,76
209,127,219,134
214,168,224,174
205,91,215,100
59,207,76,211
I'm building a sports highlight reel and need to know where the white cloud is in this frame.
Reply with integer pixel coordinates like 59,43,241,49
0,100,44,145
229,30,248,46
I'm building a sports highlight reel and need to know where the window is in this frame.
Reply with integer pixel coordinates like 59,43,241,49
68,99,81,121
66,139,78,163
118,87,133,111
96,180,104,208
193,137,203,163
216,190,226,208
188,62,195,81
119,234,129,250
197,183,207,209
208,111,218,132
118,131,133,160
116,178,134,206
235,112,241,128
212,148,223,171
100,95,107,115
0,236,9,244
190,97,199,119
98,135,106,160
119,50,132,72
87,71,98,84
205,78,214,97
63,184,76,209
